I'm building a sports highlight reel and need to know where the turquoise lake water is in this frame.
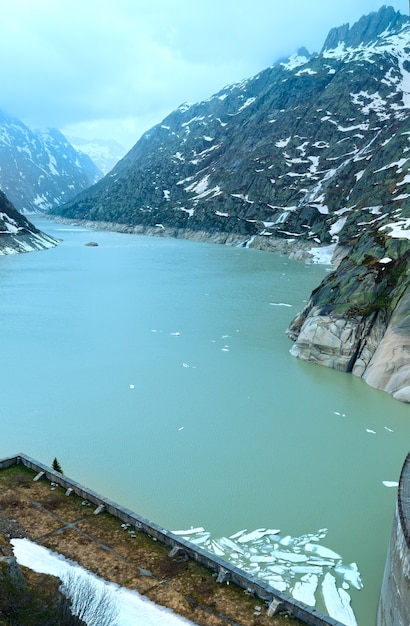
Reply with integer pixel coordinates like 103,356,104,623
1,218,410,624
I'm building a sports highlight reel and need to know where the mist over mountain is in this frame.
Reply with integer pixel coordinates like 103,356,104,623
0,111,102,214
67,137,126,175
50,6,410,403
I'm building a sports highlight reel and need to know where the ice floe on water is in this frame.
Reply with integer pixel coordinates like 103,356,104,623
322,573,357,626
173,526,360,625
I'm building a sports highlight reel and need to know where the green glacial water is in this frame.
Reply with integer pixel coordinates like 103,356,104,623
1,218,410,625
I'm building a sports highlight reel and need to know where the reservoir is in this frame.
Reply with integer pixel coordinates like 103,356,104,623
1,218,410,625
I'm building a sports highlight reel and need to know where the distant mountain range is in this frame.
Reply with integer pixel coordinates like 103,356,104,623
67,137,126,175
0,111,103,214
50,5,410,403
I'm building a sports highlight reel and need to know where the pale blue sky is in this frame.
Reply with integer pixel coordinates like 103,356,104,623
0,1,408,148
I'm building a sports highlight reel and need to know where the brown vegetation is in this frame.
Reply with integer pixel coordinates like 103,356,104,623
0,465,302,626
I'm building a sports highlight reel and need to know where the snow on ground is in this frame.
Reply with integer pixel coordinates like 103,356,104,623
380,218,410,240
309,245,335,264
11,539,195,626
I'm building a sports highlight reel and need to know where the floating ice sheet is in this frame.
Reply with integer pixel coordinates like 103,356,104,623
175,525,361,623
334,563,363,590
292,573,318,606
237,528,280,543
305,543,341,560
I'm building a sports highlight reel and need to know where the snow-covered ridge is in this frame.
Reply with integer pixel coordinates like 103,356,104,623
0,110,102,213
53,5,410,262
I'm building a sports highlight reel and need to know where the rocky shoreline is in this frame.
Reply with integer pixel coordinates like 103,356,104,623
52,217,324,262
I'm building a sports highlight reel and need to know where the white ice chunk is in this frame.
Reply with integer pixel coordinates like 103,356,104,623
250,555,281,564
172,527,205,535
271,580,288,592
237,528,280,543
229,529,247,539
292,574,318,606
266,565,287,574
305,544,341,560
307,559,336,567
218,537,245,554
280,535,293,546
188,533,211,545
291,565,323,574
322,573,357,626
211,540,225,556
271,551,308,563
334,563,363,590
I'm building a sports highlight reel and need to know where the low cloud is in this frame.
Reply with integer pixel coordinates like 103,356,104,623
0,0,407,148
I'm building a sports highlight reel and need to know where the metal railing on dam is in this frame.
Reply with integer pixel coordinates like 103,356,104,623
377,452,410,626
0,452,345,626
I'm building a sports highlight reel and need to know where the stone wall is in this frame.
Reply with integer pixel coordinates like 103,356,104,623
0,452,344,626
377,452,410,625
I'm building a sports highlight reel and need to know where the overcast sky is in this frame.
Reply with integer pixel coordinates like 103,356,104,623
1,1,408,150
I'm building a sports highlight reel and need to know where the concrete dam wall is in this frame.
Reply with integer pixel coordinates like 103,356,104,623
378,452,410,626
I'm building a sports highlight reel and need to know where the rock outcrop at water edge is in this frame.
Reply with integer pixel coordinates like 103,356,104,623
287,227,410,403
0,190,57,254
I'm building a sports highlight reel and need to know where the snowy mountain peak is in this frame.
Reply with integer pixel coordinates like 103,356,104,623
321,5,408,52
0,110,103,213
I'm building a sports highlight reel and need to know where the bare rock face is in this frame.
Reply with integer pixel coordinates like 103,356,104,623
0,556,26,590
359,287,410,402
289,309,366,372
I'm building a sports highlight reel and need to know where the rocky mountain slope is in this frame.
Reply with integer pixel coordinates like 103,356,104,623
0,190,57,254
0,111,102,214
52,6,410,402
